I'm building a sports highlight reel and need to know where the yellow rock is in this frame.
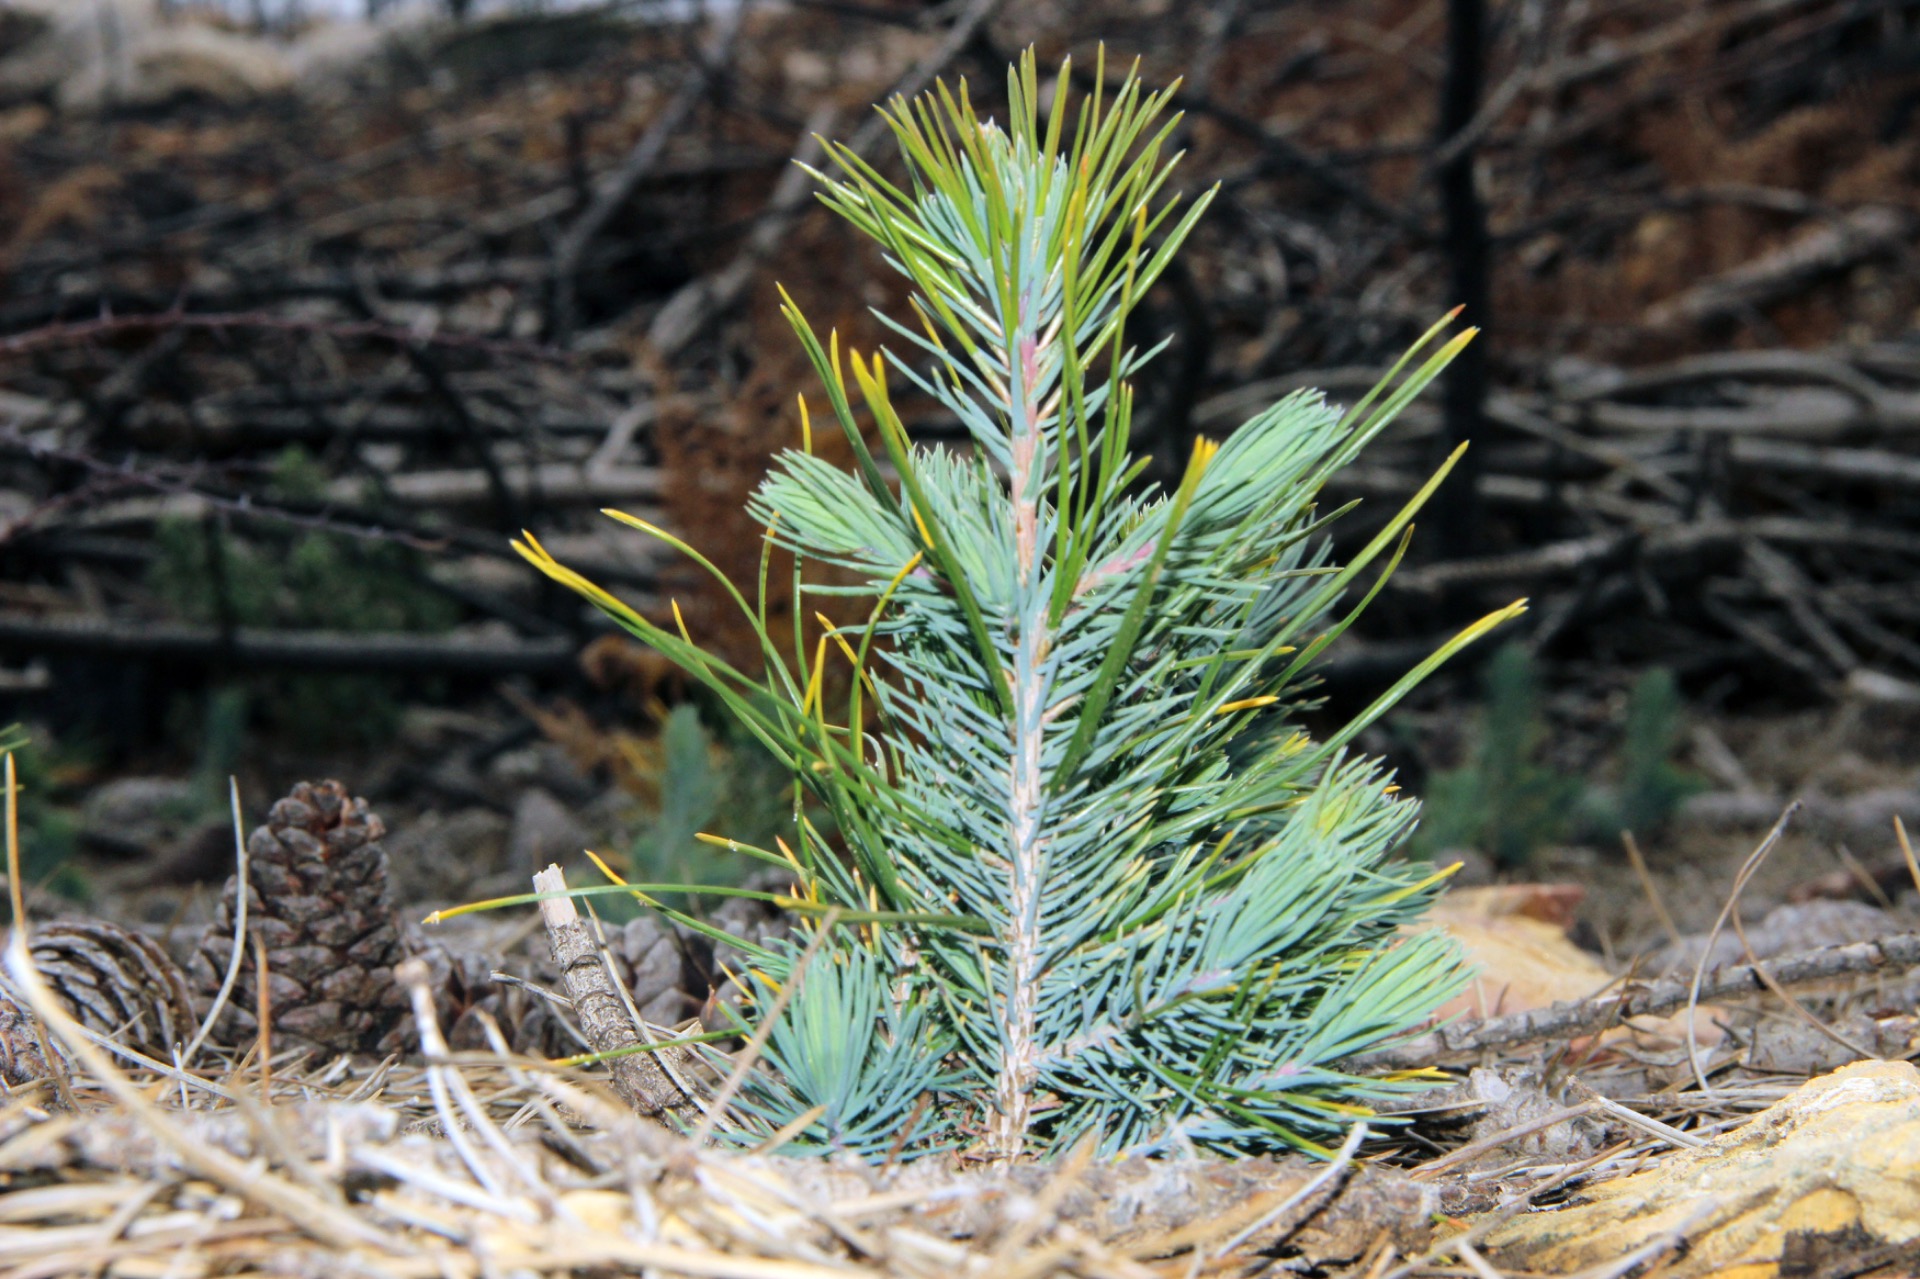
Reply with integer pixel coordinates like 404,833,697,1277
1481,1061,1920,1277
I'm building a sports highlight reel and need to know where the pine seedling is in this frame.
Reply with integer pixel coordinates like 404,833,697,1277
517,52,1521,1161
1571,665,1704,843
1417,643,1580,868
1612,667,1705,836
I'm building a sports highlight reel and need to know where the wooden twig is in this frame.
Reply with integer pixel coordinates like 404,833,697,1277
646,109,836,359
0,308,567,363
1432,0,1491,558
548,9,744,344
333,463,662,509
842,0,1012,159
1340,931,1920,1073
1645,206,1912,329
531,864,698,1122
1730,439,1920,490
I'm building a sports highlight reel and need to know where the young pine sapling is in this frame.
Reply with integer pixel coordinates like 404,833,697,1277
518,54,1521,1161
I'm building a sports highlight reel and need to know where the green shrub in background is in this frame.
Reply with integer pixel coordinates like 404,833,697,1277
1579,667,1706,843
148,448,458,745
2,723,89,903
1,700,252,905
1414,645,1579,868
629,705,722,890
1414,647,1702,867
604,705,796,922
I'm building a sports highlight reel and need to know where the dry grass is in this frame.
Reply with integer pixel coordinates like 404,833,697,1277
0,954,1384,1279
5,912,1908,1279
4,761,1919,1278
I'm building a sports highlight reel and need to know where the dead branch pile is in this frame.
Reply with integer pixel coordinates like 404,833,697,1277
0,0,1915,717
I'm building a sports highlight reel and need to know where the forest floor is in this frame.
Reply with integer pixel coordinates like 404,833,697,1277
4,0,1920,1273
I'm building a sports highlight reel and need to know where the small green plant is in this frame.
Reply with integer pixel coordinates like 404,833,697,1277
1414,645,1579,868
148,448,457,745
625,706,791,887
1582,667,1704,841
1416,652,1703,867
515,54,1519,1161
628,705,723,890
2,724,89,903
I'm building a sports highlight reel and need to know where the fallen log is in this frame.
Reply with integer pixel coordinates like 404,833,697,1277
1644,205,1912,329
0,614,581,675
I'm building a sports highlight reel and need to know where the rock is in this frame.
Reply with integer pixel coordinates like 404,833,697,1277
1460,1066,1606,1167
486,743,597,802
615,915,696,1027
1746,1013,1919,1075
78,776,200,852
381,807,510,905
1481,1061,1920,1277
395,706,498,753
703,871,796,1030
1430,846,1493,886
508,788,589,872
1680,787,1920,842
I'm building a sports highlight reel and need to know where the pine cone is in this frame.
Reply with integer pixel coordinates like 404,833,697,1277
30,919,196,1061
190,780,407,1057
0,993,52,1089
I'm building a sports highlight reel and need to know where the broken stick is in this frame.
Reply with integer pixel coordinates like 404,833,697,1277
532,864,699,1122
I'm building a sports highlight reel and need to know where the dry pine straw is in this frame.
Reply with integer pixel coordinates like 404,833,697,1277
0,919,1887,1279
0,813,1913,1278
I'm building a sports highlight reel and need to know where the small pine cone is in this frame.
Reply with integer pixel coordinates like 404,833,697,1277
30,919,197,1061
0,993,53,1089
190,780,408,1057
375,926,504,1056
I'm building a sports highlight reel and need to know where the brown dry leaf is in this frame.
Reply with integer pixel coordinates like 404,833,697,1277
1426,885,1608,1023
1429,911,1608,1021
1480,1060,1920,1278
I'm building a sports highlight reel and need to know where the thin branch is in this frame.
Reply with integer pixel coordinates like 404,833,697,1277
1341,929,1920,1073
549,8,745,344
0,307,567,364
